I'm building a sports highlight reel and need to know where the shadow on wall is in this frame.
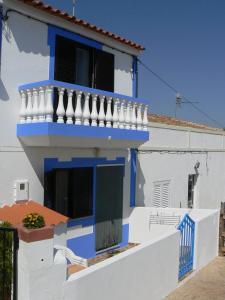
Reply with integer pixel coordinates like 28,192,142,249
0,79,9,101
136,153,146,207
22,144,45,186
3,12,49,56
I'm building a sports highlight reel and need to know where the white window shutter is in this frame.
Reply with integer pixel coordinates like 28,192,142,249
153,184,161,207
161,182,169,208
153,181,170,208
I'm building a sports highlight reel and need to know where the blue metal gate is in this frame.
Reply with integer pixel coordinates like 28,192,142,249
178,214,195,280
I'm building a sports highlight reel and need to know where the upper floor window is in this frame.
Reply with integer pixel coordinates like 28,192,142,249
54,35,114,92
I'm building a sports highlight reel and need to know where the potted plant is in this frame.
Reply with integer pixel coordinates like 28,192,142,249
18,213,53,243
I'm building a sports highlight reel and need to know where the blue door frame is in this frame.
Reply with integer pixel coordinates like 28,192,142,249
178,214,195,280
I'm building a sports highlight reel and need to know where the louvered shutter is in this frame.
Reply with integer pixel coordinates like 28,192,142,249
153,181,170,208
153,183,161,207
161,182,169,208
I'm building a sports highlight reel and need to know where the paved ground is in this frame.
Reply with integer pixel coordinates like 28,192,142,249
166,257,225,300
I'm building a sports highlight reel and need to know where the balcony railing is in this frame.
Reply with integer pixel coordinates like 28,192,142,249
18,80,149,131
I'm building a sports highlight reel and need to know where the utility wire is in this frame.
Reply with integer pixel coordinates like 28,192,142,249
138,59,225,128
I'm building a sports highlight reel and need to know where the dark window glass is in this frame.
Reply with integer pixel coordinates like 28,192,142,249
54,35,114,92
94,49,114,92
44,167,93,219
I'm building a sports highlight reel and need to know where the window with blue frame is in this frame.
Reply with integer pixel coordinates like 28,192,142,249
54,35,115,92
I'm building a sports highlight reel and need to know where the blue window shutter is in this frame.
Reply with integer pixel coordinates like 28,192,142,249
130,148,137,207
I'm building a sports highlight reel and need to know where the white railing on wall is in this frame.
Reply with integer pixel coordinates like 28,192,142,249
18,80,149,131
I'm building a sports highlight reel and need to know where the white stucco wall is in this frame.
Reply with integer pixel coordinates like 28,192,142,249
137,123,225,210
129,207,220,273
189,209,220,270
65,231,180,300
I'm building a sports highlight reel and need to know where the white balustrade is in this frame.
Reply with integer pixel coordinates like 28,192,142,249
91,94,98,127
131,102,137,130
26,89,33,123
66,89,74,124
19,83,149,132
143,105,149,131
119,100,125,129
19,90,27,124
98,96,106,127
38,87,46,122
112,98,119,129
32,89,39,123
136,103,143,131
82,92,91,126
105,97,113,128
45,86,54,122
125,101,131,130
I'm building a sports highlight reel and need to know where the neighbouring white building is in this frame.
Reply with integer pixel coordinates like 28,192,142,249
138,113,225,210
0,1,222,300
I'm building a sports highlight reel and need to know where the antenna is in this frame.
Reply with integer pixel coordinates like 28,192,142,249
175,93,199,118
72,0,76,16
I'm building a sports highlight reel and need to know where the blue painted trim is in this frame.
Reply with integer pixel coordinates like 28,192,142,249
67,224,129,259
178,214,195,279
17,123,149,142
44,156,125,173
47,25,102,80
68,216,94,228
18,79,149,105
130,149,137,207
132,56,138,98
67,233,96,259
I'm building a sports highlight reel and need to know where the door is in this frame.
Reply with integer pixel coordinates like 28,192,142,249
188,175,197,209
95,165,124,251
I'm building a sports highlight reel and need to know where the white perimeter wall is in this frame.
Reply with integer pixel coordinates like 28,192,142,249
65,231,180,300
129,207,220,272
137,123,225,210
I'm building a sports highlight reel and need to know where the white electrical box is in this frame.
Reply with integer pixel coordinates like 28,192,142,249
14,180,29,201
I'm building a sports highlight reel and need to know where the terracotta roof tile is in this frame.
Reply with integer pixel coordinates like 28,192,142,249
17,0,144,51
148,113,223,132
0,200,68,227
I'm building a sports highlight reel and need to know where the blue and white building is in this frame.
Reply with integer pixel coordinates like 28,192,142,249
0,0,149,259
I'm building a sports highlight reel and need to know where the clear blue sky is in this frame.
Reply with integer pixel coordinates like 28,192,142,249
44,0,225,127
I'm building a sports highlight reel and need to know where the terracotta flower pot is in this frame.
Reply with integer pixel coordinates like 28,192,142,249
16,224,54,243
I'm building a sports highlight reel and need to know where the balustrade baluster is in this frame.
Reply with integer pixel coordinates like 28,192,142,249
105,97,113,128
74,91,83,125
26,89,33,123
119,100,125,129
19,90,27,124
38,87,46,122
45,86,54,122
91,94,98,126
56,88,65,123
143,104,149,131
32,88,39,123
137,103,143,131
112,98,119,128
125,101,131,130
82,92,91,126
98,95,105,127
131,102,137,130
66,89,74,124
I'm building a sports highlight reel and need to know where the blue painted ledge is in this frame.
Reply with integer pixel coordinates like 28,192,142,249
17,123,149,148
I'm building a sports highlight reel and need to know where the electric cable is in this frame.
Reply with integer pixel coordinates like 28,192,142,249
138,59,225,128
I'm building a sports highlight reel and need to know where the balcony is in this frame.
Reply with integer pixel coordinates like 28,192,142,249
17,80,149,148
